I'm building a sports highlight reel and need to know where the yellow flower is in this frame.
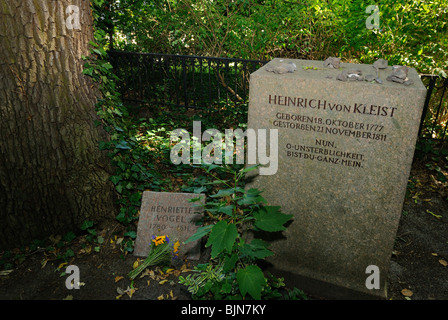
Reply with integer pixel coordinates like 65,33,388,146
152,235,166,246
173,241,180,254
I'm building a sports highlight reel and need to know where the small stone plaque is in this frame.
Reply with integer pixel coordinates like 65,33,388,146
134,191,205,260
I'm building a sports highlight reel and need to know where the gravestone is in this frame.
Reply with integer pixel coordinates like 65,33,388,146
134,191,205,260
247,58,427,299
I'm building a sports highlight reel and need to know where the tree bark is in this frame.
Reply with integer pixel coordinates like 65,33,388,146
0,0,117,248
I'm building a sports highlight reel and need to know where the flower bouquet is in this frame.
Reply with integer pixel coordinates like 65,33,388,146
128,235,180,280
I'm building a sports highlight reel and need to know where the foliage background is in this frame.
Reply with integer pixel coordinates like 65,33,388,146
93,0,448,74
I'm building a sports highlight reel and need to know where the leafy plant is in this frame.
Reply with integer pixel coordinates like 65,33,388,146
179,164,293,300
80,220,105,252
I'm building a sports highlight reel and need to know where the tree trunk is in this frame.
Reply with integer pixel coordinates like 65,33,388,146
0,0,117,248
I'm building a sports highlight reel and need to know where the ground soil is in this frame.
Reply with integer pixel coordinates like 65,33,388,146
0,155,447,302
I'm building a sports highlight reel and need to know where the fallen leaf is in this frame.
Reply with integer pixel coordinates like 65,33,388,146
147,280,151,286
431,253,438,256
116,295,122,300
426,209,442,219
140,269,155,279
116,287,125,295
157,294,164,300
401,288,413,297
49,234,62,244
0,270,14,276
115,276,124,283
169,290,174,298
41,259,48,269
173,270,181,277
125,286,137,298
159,279,168,285
439,259,447,267
165,268,175,274
58,262,68,270
180,264,191,273
133,259,140,269
63,295,73,300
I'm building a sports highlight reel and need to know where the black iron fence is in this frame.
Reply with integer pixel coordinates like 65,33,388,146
108,51,448,140
419,75,448,140
108,51,266,110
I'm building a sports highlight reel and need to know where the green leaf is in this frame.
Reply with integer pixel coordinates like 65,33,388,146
221,282,233,294
253,206,293,232
102,62,113,70
115,140,131,150
239,239,273,260
193,186,207,194
82,67,94,76
237,164,259,177
237,188,267,205
209,188,235,198
236,265,265,300
62,232,76,243
116,208,127,223
205,221,238,258
98,141,109,150
80,220,94,231
88,41,99,48
124,231,137,239
204,164,222,173
110,175,121,185
218,205,234,216
223,253,238,272
184,224,213,244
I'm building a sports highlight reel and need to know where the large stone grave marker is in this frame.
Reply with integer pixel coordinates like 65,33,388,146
134,191,205,260
246,58,426,298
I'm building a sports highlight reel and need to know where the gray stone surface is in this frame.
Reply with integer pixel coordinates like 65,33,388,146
134,191,205,260
246,58,426,299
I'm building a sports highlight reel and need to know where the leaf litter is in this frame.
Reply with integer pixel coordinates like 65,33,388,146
115,263,191,299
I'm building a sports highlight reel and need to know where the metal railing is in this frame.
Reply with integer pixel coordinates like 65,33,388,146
108,51,447,140
108,50,267,110
419,75,448,140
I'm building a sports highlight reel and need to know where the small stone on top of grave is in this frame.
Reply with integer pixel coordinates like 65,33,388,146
387,65,414,85
373,59,388,69
265,61,297,74
323,57,341,69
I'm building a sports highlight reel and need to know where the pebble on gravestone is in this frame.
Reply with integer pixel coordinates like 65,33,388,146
336,69,364,82
265,61,297,74
323,57,341,69
387,65,414,86
373,59,388,70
